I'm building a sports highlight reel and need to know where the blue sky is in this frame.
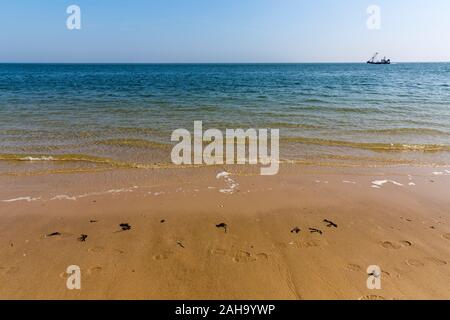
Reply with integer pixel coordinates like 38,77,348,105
1,0,449,62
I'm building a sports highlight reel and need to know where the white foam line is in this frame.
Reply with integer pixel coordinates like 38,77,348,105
3,185,138,203
106,188,134,193
2,196,41,203
20,156,54,161
78,187,136,198
371,180,404,188
219,189,234,194
50,195,77,201
216,171,231,179
343,180,356,184
432,170,450,176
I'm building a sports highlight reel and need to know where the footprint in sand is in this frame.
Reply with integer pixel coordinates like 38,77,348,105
210,248,228,256
382,270,391,277
87,266,103,275
296,239,328,248
399,240,412,247
380,241,401,249
210,248,268,263
88,246,105,253
405,259,425,267
233,250,257,263
424,257,447,266
358,294,386,300
0,266,20,275
275,241,315,249
88,247,124,255
346,264,362,272
153,251,174,260
256,253,269,260
273,242,288,249
442,233,450,240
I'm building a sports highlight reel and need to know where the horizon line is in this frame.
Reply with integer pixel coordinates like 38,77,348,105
1,61,449,64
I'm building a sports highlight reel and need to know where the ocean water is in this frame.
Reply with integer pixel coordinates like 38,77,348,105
0,63,449,174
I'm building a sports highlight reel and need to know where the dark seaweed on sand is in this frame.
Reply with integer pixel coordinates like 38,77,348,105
120,223,131,231
290,227,301,234
323,219,338,228
216,223,228,233
176,240,185,248
309,228,323,235
46,232,61,237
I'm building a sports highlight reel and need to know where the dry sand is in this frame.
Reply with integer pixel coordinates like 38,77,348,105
0,165,449,299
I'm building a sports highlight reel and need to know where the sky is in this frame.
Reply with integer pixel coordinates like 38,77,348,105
1,0,449,63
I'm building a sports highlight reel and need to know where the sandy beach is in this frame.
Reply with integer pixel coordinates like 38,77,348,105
2,0,450,307
1,164,449,300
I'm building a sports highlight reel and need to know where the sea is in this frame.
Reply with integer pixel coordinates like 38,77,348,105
0,63,449,175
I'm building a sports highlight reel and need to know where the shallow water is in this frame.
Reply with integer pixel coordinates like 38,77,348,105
0,63,449,174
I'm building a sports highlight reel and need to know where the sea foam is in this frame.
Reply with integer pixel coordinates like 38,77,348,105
216,171,239,194
371,180,403,189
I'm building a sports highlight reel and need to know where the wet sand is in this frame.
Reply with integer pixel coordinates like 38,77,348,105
0,164,449,299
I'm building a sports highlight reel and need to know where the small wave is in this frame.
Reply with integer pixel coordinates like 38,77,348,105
264,122,322,129
115,127,162,135
350,128,450,136
287,105,381,114
282,137,450,152
0,153,212,175
96,138,170,149
303,98,328,103
312,154,417,164
0,153,127,165
333,107,381,114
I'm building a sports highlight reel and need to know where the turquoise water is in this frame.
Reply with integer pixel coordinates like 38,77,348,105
0,63,449,172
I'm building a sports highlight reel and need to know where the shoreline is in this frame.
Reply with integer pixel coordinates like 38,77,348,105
1,164,449,299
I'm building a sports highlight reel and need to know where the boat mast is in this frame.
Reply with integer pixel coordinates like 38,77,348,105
369,52,379,63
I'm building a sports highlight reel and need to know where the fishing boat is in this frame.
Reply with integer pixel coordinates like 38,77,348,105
367,52,391,64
